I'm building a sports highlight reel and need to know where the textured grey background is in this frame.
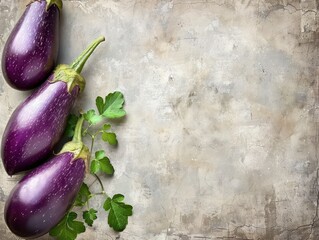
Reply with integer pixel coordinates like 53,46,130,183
1,0,319,239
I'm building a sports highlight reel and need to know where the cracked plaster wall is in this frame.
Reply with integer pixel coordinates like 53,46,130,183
1,0,319,239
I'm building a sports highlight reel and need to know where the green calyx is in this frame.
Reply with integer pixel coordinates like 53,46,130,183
46,0,63,11
51,64,86,93
59,141,90,169
59,117,90,171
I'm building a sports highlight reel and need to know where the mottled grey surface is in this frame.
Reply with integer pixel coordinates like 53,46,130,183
1,0,319,239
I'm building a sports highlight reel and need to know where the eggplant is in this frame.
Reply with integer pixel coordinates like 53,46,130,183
5,117,89,239
2,0,62,90
1,36,105,175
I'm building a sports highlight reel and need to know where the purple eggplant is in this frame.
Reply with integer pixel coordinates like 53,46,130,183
2,0,62,90
1,36,105,175
5,117,89,239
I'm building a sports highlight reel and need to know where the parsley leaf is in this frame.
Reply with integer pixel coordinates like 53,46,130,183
103,194,133,232
49,212,85,240
84,109,103,125
74,183,91,207
90,150,114,175
84,91,126,127
100,124,117,145
103,124,111,131
64,114,79,138
96,96,105,115
83,209,98,227
102,132,118,145
96,92,126,119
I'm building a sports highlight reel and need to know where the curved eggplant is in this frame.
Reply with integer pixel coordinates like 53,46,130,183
5,117,89,239
2,0,62,90
1,36,105,175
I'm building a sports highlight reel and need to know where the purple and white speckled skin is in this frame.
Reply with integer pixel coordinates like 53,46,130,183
1,78,79,175
4,152,85,239
2,0,60,90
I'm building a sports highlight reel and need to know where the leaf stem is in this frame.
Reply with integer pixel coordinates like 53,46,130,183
90,135,95,155
85,122,107,198
89,192,107,197
83,123,93,137
94,174,105,193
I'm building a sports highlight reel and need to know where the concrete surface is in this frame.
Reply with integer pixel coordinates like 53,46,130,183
1,0,319,239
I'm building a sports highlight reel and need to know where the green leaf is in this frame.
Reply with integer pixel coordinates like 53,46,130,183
102,132,118,145
83,209,98,227
74,183,91,207
49,212,85,240
102,92,126,119
64,114,79,138
90,160,100,174
96,96,105,115
95,150,105,160
103,124,111,131
104,197,111,211
100,124,117,146
90,150,114,175
113,194,125,202
103,194,133,232
90,158,114,175
84,109,103,125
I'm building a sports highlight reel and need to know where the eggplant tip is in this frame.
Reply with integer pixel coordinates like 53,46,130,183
98,36,106,42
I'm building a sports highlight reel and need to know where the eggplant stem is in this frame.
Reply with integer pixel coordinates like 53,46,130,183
71,36,105,74
72,117,85,142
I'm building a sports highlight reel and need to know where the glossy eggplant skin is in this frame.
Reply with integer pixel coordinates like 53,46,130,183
2,0,60,90
1,36,105,175
5,152,85,239
1,79,79,175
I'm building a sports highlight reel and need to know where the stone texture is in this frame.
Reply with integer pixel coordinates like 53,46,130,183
1,0,319,239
